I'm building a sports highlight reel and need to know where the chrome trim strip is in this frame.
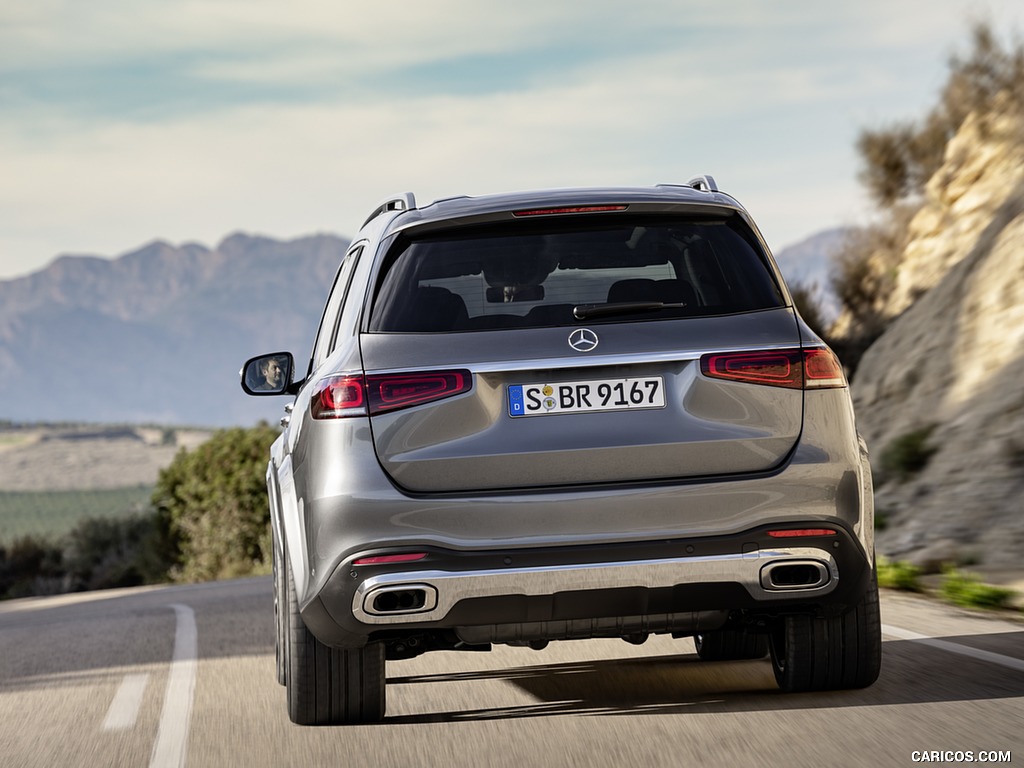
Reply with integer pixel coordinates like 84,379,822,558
363,342,803,377
351,547,838,625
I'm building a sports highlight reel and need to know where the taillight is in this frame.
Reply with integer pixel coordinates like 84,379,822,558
311,370,473,419
701,350,803,388
802,348,847,388
700,347,846,390
311,374,366,419
366,370,472,413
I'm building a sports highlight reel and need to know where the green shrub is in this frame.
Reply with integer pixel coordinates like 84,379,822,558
0,514,176,600
879,425,938,482
152,423,279,583
940,568,1016,610
876,557,922,591
0,535,64,599
61,514,170,592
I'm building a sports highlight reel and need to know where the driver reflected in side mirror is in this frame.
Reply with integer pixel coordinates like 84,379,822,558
241,352,295,395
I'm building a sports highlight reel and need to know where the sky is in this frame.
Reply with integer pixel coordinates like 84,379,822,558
2,0,1023,281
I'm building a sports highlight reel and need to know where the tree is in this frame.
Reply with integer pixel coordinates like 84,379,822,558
152,423,279,582
856,22,1024,208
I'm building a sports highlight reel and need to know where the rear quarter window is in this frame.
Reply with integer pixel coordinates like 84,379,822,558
368,216,784,333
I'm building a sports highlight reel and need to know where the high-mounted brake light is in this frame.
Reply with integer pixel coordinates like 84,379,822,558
512,205,628,217
700,347,846,390
312,370,473,419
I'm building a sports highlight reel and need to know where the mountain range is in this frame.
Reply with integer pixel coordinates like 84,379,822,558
0,229,838,427
0,233,349,427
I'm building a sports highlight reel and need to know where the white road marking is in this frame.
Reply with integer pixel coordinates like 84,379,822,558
102,673,150,731
150,604,197,768
882,623,1024,673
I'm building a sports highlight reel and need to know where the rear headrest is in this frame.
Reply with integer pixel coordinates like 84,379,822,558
607,278,696,305
394,286,469,331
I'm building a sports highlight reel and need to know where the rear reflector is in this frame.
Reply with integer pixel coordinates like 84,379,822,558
700,347,846,390
353,552,428,566
512,205,628,217
312,370,472,419
767,529,838,538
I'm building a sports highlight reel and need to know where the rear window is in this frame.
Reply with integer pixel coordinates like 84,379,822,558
368,216,784,333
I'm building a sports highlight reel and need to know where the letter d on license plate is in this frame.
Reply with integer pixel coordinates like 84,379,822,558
508,376,665,417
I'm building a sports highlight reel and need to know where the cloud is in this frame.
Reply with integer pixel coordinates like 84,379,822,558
0,40,861,271
2,0,1024,278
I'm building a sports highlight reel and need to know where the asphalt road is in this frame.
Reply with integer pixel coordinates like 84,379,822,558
1,577,1021,768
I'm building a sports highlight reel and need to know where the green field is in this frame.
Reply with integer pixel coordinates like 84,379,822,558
0,486,154,544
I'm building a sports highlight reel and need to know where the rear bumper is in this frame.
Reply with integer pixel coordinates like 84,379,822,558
353,547,838,625
304,523,873,648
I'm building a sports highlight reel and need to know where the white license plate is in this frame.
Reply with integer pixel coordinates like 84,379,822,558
508,377,665,417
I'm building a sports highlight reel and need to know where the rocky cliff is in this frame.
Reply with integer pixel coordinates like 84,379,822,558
849,102,1024,569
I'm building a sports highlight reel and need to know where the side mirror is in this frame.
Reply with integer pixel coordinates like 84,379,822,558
241,352,295,396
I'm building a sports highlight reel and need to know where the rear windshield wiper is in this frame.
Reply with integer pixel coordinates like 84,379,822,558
572,301,687,320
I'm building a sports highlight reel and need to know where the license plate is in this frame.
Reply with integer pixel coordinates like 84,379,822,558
508,377,665,417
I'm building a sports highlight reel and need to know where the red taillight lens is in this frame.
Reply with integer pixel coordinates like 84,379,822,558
701,350,804,388
802,347,847,388
312,370,472,419
366,370,472,413
767,528,837,538
311,374,366,419
700,348,846,390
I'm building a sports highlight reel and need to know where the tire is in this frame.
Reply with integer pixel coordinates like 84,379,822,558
695,628,769,661
284,557,386,725
273,540,286,686
769,575,882,692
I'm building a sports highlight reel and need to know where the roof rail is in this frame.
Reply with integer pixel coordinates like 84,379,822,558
685,175,719,193
362,192,417,228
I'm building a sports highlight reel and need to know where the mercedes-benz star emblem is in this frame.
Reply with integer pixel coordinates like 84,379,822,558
568,328,599,352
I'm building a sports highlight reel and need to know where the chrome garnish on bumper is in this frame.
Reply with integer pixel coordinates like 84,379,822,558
352,546,839,625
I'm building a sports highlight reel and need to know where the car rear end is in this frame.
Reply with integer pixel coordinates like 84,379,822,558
297,186,876,654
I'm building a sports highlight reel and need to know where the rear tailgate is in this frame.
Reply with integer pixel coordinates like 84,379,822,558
361,310,803,493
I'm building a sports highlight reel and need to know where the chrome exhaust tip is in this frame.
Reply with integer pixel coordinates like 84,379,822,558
760,560,831,591
363,584,438,615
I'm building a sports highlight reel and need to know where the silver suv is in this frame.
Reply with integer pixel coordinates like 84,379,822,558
241,177,880,725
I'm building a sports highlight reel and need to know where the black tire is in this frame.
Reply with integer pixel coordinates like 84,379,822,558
769,575,882,692
284,557,386,725
695,628,769,661
273,540,286,686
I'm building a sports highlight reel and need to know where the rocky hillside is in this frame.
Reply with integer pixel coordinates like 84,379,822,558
0,233,348,426
849,102,1024,570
